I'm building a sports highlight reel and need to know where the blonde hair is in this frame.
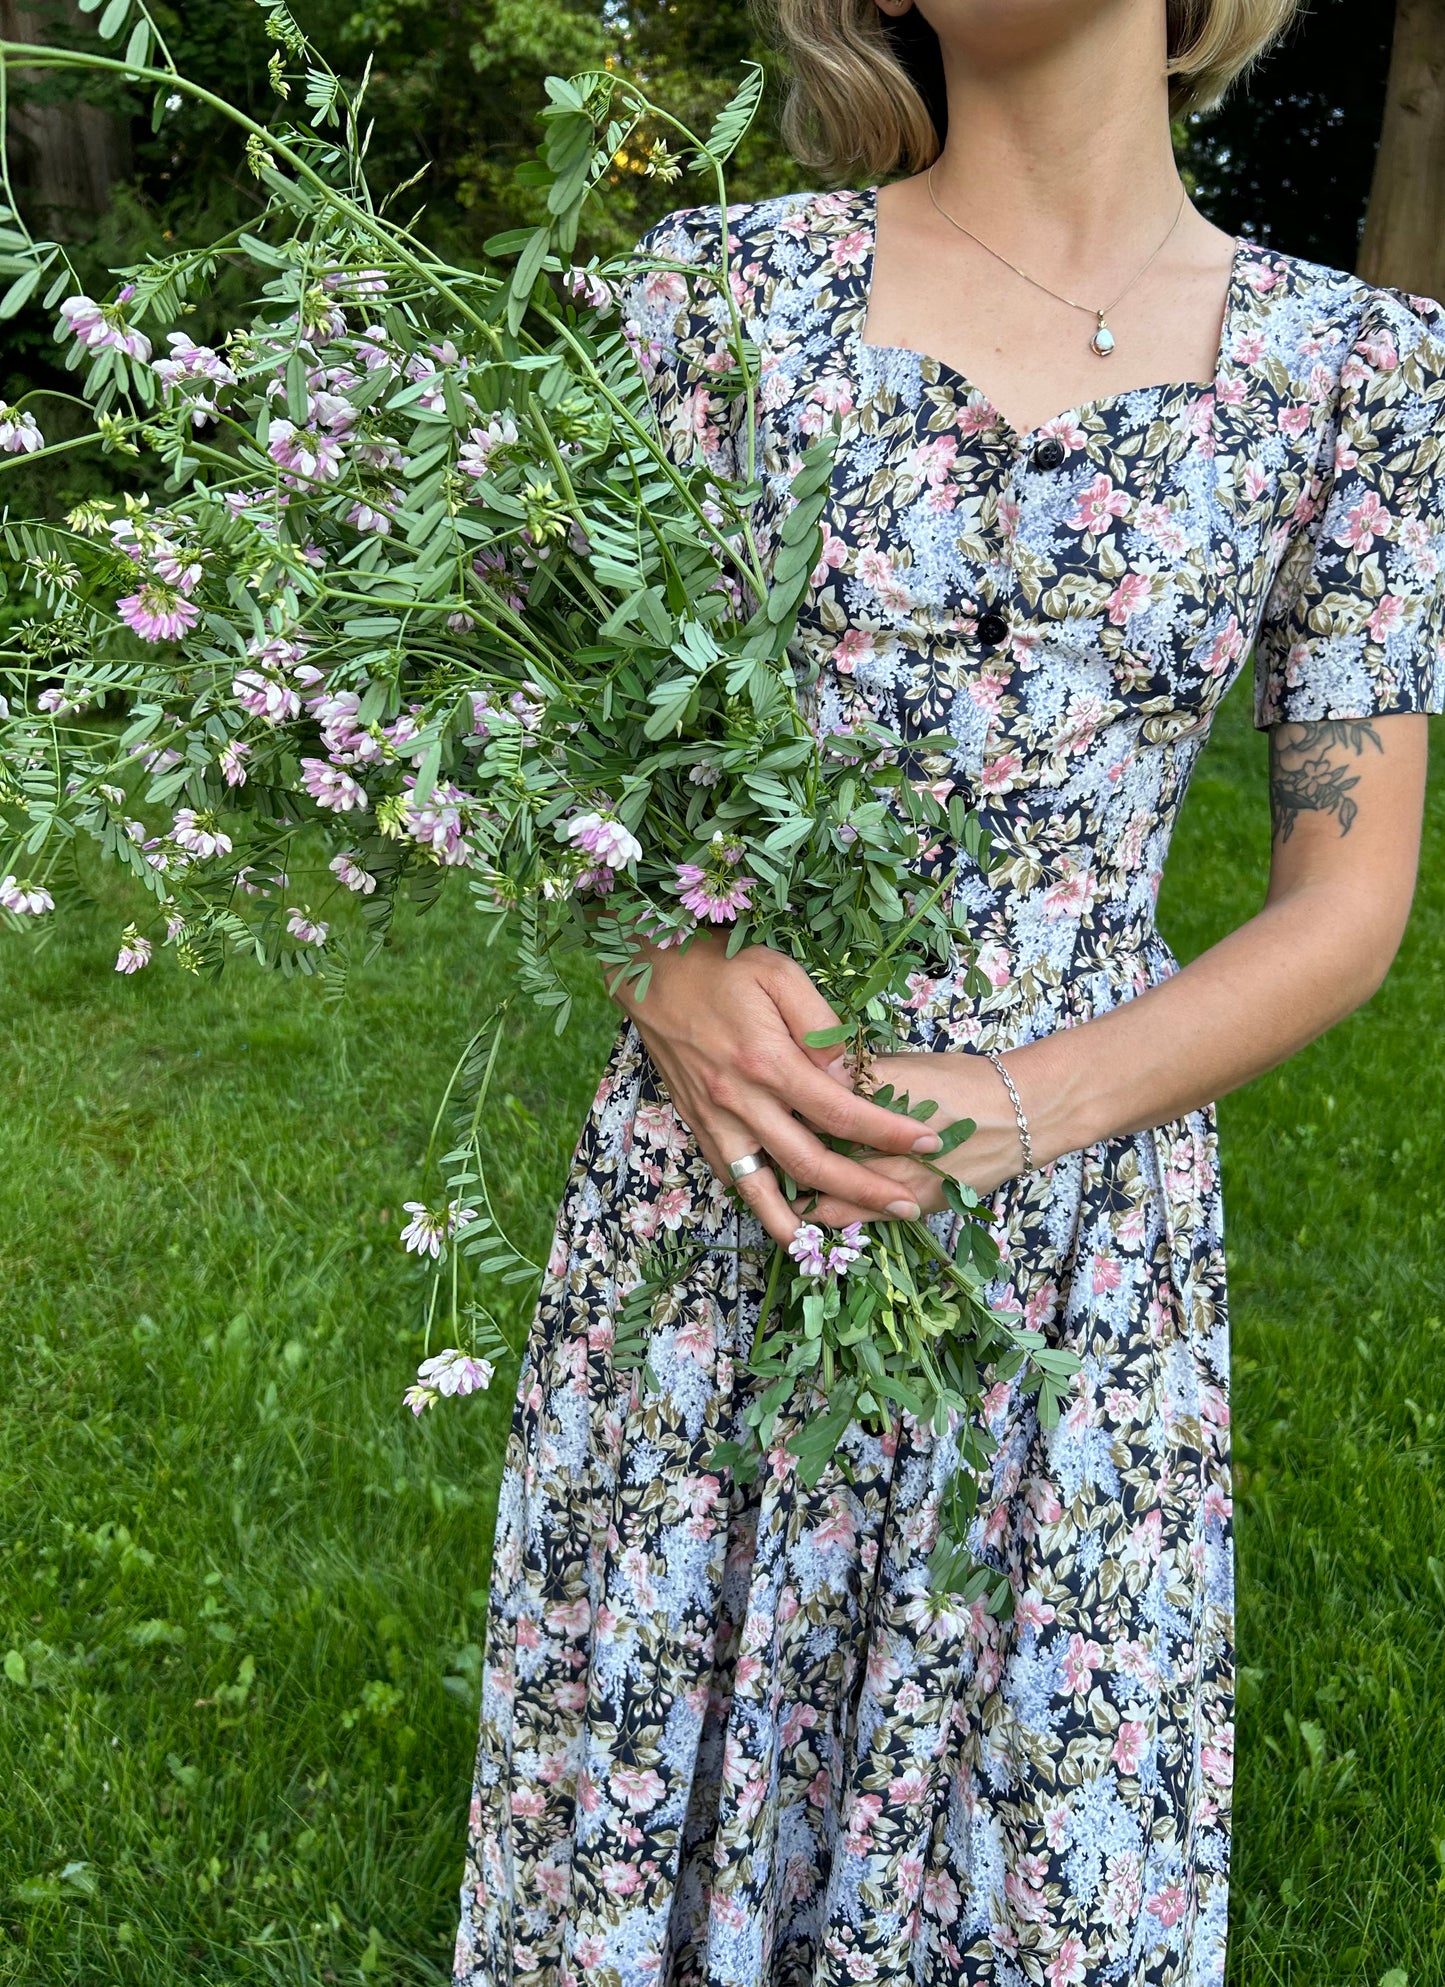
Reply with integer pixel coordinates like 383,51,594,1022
755,0,1305,181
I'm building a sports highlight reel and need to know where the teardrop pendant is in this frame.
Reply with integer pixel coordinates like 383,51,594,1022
1090,313,1116,358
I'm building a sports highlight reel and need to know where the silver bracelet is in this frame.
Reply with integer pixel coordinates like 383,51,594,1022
985,1048,1034,1174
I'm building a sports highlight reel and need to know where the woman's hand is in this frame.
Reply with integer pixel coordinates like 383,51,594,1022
605,936,947,1247
794,1050,1030,1229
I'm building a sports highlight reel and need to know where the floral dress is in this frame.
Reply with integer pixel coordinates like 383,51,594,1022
454,187,1445,1987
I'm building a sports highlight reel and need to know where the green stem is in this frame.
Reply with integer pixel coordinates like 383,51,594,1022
749,1239,786,1362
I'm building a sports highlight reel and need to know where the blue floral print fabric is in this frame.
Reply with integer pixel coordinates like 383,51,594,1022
453,188,1445,1987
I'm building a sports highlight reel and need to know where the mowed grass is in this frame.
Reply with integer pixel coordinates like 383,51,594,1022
0,675,1442,1986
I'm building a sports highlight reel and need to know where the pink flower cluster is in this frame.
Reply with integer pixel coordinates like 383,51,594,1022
153,332,236,425
1,873,54,915
233,633,324,725
60,292,151,363
786,1221,867,1279
111,515,206,645
0,402,43,454
404,1346,496,1416
675,830,756,923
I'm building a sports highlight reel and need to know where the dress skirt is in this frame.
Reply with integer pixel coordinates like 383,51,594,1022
452,936,1235,1987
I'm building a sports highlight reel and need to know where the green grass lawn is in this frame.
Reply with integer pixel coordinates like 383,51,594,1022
1,677,1442,1986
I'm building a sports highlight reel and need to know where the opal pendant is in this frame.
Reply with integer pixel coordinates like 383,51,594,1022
1091,313,1116,358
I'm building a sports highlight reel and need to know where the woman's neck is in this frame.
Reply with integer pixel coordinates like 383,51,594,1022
926,2,1183,281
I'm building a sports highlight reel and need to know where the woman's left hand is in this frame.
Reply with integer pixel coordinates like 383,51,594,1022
791,1051,1028,1228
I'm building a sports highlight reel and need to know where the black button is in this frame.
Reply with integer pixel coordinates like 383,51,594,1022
1032,437,1066,471
977,610,1008,646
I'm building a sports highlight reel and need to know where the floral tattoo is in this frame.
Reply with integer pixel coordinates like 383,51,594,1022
1269,718,1383,841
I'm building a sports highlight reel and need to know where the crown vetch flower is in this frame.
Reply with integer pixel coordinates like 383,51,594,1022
787,1220,868,1279
562,810,642,869
0,403,43,454
232,669,301,723
286,906,328,944
60,294,151,361
787,1223,828,1277
300,757,369,812
330,852,378,895
674,829,757,921
117,584,202,643
172,808,232,859
267,418,345,483
398,1199,479,1258
0,874,55,915
417,1347,495,1396
115,929,152,973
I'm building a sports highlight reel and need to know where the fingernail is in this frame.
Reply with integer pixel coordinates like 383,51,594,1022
911,1132,942,1153
886,1199,921,1219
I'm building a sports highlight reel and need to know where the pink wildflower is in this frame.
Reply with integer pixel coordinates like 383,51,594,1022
114,930,152,974
0,874,54,915
562,811,641,869
267,418,345,483
398,1200,478,1258
787,1223,828,1276
300,757,369,812
172,808,232,859
416,1347,494,1396
285,906,328,945
117,585,201,643
0,403,43,454
329,851,377,895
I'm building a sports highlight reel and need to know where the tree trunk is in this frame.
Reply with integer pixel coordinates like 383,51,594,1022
1359,0,1445,298
0,0,130,222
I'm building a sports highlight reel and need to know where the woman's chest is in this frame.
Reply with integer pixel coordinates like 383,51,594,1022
747,335,1324,770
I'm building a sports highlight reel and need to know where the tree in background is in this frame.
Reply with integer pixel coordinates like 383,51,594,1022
1175,0,1393,270
1360,0,1445,299
5,0,1445,378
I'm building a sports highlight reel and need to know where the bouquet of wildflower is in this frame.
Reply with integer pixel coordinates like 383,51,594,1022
0,3,1076,1600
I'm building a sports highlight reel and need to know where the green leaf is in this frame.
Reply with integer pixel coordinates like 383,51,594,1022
284,349,309,426
122,16,150,69
96,0,129,36
506,227,551,336
788,1386,857,1487
411,739,442,809
691,63,765,168
3,1648,26,1685
0,268,39,319
801,1022,851,1049
482,227,539,257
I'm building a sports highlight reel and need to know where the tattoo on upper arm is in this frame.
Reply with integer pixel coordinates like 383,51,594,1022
1268,719,1383,842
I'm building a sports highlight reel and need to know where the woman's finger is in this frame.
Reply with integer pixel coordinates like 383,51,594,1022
744,1100,927,1219
727,1152,812,1248
784,1059,944,1156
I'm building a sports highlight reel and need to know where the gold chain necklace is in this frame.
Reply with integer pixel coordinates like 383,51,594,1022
924,166,1189,358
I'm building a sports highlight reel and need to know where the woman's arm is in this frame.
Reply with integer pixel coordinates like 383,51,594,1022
795,712,1431,1226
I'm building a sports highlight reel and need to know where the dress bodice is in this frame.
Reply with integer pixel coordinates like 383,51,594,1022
623,187,1445,1041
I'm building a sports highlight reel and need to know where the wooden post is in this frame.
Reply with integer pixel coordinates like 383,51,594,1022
0,0,131,223
1359,0,1445,298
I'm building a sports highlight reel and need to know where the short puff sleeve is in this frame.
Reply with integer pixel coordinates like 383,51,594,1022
621,205,750,480
1253,288,1445,727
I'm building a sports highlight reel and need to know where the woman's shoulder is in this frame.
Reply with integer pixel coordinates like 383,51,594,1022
1241,238,1445,398
631,187,868,274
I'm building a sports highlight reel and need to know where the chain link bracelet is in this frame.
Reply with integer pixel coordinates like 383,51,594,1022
984,1048,1034,1175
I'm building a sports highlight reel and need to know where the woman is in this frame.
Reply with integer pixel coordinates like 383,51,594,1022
455,0,1442,1980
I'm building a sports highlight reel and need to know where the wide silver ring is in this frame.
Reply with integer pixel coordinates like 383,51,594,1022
727,1150,768,1182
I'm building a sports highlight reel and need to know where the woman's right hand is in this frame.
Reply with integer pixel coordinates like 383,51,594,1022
605,934,943,1247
